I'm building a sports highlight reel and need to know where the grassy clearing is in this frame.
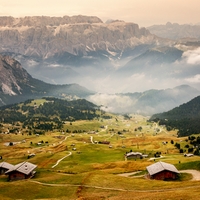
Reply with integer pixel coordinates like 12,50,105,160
0,181,78,200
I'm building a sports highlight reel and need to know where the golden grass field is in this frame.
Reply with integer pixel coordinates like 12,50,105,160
0,114,200,199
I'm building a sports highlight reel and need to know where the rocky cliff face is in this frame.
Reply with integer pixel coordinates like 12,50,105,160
1,15,199,96
0,15,160,59
0,55,31,96
0,55,94,106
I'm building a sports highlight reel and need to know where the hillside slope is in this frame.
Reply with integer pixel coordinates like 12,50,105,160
149,96,200,136
0,55,94,106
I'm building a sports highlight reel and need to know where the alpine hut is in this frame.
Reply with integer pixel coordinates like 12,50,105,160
5,161,37,181
146,161,179,180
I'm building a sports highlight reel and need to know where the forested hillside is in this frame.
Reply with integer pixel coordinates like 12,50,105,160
0,98,109,133
149,96,200,136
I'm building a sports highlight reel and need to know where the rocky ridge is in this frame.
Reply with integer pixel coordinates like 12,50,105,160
148,22,200,40
0,55,93,106
0,55,31,95
0,15,164,59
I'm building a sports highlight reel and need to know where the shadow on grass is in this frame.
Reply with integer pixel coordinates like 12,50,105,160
175,173,193,182
0,175,8,182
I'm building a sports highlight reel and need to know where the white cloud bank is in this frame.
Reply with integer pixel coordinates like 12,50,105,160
185,74,200,83
87,93,133,113
182,47,200,65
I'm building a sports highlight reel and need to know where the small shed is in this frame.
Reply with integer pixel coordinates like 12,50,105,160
146,161,179,180
5,161,37,181
125,152,143,159
0,162,14,175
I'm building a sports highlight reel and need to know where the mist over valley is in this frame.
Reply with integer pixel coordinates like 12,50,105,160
0,16,200,115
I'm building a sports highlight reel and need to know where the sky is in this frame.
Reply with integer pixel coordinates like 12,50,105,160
1,0,200,27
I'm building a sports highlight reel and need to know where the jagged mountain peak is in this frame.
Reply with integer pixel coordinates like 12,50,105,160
0,15,158,60
0,55,31,96
0,55,23,70
0,15,103,27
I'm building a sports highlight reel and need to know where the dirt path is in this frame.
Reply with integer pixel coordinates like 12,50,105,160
29,179,200,193
180,170,200,181
51,152,72,168
90,136,94,144
118,171,142,177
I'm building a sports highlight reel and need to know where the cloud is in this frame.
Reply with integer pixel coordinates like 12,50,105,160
48,64,63,68
185,74,200,83
130,73,145,80
182,47,200,65
87,93,133,113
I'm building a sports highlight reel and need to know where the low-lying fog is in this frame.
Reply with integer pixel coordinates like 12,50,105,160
23,47,200,115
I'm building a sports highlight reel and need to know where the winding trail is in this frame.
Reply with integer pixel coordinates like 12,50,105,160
29,169,200,193
51,136,72,168
90,136,94,144
52,152,72,168
180,170,200,180
59,136,68,144
29,179,200,193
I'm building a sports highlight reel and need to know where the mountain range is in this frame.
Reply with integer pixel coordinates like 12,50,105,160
0,15,200,115
0,15,154,59
147,22,200,40
0,15,193,92
0,16,199,93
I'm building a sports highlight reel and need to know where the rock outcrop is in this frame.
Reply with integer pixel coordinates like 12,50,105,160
0,55,93,106
0,15,159,59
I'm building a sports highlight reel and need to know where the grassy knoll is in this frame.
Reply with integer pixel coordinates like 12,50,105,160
0,114,200,199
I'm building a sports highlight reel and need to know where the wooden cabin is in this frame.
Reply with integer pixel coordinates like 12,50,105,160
146,161,179,180
125,152,143,159
5,161,37,181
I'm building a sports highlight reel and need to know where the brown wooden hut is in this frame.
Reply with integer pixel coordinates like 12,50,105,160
5,161,37,181
146,161,179,180
125,152,143,159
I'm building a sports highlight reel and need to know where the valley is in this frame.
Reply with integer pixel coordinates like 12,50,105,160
0,100,200,199
0,13,200,200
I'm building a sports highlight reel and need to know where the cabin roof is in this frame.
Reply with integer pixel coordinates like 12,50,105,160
5,161,37,175
126,152,142,157
0,162,14,170
146,161,179,176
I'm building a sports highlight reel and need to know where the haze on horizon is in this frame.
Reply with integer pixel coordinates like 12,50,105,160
1,0,200,27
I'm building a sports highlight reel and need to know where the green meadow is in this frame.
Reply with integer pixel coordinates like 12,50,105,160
0,114,200,199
